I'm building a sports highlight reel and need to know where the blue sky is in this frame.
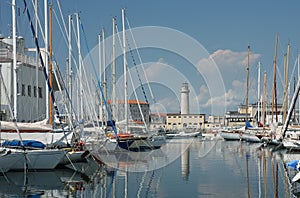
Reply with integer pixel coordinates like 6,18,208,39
1,0,300,116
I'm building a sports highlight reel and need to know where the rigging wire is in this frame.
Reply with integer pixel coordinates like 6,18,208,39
79,19,119,138
126,38,149,104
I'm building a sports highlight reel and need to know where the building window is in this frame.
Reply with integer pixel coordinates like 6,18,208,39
27,85,31,97
38,87,42,98
33,86,37,97
21,84,25,96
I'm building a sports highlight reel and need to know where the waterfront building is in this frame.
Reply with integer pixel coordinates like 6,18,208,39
205,115,226,129
226,103,284,127
150,113,167,130
108,99,150,126
165,82,205,131
0,35,48,122
166,113,205,131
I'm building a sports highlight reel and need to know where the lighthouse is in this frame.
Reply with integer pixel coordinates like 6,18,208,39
181,82,190,114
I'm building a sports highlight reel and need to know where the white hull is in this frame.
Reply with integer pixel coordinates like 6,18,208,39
166,131,200,139
0,131,74,146
240,132,261,142
219,131,241,141
9,149,65,170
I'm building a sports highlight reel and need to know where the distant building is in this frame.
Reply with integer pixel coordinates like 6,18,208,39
150,113,167,130
205,115,226,129
166,113,205,131
107,99,150,125
226,103,284,127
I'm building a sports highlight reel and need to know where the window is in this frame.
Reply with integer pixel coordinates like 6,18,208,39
21,84,25,96
38,87,42,98
27,85,31,97
33,86,37,97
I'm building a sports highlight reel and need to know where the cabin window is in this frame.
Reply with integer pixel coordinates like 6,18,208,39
27,85,31,97
21,84,25,96
38,87,42,98
33,86,37,97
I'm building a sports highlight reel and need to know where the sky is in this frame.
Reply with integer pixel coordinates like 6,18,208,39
1,0,300,117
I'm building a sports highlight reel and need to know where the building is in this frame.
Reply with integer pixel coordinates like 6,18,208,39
226,103,284,127
205,115,226,129
108,99,150,126
150,113,167,130
166,113,205,131
0,35,47,122
165,82,205,131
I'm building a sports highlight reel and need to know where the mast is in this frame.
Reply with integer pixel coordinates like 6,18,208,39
76,13,83,120
44,0,49,120
12,0,17,120
245,45,250,122
68,14,72,123
281,65,300,139
294,76,296,124
122,8,128,133
49,4,53,125
262,71,267,129
112,17,116,120
283,53,287,121
102,28,107,123
257,61,261,124
98,33,102,123
34,0,39,120
272,33,278,123
283,41,290,122
298,54,300,124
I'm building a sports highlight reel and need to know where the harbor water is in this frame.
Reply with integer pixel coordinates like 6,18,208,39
0,138,299,197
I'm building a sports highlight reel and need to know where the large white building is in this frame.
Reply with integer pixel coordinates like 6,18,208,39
0,35,48,122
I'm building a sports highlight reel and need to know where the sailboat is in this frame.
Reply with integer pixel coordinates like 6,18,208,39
0,0,88,171
114,8,166,151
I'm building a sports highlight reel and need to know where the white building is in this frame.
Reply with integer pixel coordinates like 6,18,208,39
0,35,47,122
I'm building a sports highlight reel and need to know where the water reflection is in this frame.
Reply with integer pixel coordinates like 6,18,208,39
0,140,299,197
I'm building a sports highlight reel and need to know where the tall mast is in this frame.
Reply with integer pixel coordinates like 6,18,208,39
44,0,49,120
112,17,116,120
298,54,300,124
262,71,267,129
68,14,72,123
102,28,107,123
257,61,261,123
98,33,102,123
12,0,17,120
272,33,278,123
35,0,39,120
294,76,296,123
49,4,53,125
283,41,290,122
122,8,128,133
76,13,83,120
283,53,287,121
245,45,250,122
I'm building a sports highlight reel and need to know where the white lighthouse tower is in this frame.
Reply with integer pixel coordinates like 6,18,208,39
181,82,190,114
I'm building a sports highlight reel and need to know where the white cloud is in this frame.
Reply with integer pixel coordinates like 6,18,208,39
134,49,262,115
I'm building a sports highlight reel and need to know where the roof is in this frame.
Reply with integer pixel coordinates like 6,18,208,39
106,99,148,105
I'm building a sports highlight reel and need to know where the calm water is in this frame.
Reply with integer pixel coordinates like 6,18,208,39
0,139,299,198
